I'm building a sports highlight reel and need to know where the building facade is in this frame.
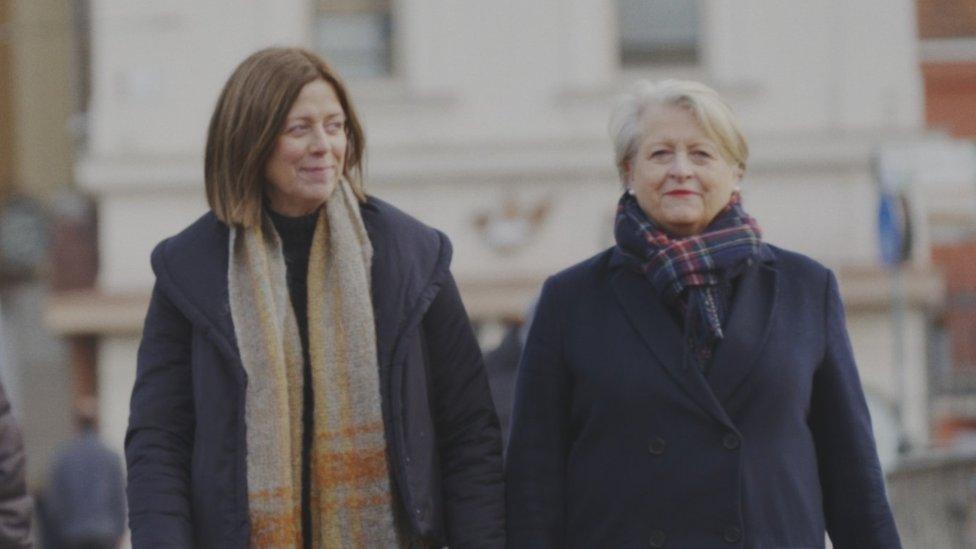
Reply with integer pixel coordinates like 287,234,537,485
49,0,971,479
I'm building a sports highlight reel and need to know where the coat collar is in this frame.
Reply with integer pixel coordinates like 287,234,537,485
150,213,239,368
359,197,398,368
155,198,395,372
608,246,778,429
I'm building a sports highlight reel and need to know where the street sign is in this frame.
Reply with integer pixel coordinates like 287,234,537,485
878,191,909,267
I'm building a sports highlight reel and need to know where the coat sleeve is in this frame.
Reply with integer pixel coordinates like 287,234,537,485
422,271,505,548
125,277,196,547
505,276,570,548
0,382,32,548
808,271,901,548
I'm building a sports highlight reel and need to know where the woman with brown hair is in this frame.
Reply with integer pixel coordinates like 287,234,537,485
125,47,504,548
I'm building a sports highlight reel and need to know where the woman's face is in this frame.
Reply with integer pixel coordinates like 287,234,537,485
265,78,347,217
626,105,742,237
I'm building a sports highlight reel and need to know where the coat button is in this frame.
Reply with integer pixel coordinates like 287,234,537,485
647,529,666,547
648,437,666,455
723,433,740,450
723,526,741,543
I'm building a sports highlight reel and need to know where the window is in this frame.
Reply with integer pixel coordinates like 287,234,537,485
313,0,393,78
616,0,700,65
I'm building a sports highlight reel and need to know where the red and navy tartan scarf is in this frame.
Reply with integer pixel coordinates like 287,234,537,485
613,191,767,372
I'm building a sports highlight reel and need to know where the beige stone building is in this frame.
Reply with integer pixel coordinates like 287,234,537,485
45,0,976,485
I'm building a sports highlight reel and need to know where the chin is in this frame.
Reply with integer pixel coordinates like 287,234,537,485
659,216,707,236
661,211,703,227
306,180,337,199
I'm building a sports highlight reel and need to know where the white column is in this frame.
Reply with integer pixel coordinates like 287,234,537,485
557,0,617,90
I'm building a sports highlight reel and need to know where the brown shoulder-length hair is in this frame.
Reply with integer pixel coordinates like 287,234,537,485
205,47,366,228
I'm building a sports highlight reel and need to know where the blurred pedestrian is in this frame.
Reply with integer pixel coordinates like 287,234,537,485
483,323,520,449
41,397,125,549
506,79,902,547
483,300,536,449
0,379,31,548
126,47,503,548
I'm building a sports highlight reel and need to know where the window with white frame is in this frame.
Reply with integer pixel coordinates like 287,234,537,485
616,0,700,65
313,0,393,78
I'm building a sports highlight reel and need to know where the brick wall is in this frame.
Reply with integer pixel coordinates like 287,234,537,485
932,240,976,375
918,0,976,39
923,62,976,138
918,0,976,137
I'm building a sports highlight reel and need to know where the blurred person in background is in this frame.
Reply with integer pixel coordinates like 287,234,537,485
40,397,125,549
125,47,504,548
483,323,521,449
505,80,901,548
0,376,31,548
483,300,536,449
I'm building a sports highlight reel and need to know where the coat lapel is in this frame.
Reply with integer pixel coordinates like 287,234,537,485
360,200,398,369
609,260,734,429
160,216,241,365
705,258,778,405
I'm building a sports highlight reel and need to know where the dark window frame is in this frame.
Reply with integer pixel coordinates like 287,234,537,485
313,0,394,79
616,0,701,66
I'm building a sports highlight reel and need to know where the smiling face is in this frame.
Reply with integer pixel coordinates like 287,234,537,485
264,78,347,217
626,104,742,237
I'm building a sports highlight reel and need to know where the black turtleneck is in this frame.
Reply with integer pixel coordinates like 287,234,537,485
267,206,317,549
268,207,317,352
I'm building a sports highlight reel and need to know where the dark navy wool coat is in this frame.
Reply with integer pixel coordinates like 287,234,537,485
506,245,901,549
126,197,505,548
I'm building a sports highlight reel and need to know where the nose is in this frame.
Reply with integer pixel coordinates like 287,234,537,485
308,127,331,154
668,152,693,180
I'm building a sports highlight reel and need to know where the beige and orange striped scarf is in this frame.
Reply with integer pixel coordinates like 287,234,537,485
228,179,401,547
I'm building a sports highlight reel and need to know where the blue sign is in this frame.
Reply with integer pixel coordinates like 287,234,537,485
878,191,908,267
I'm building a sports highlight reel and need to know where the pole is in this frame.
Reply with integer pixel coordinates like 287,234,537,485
891,264,910,454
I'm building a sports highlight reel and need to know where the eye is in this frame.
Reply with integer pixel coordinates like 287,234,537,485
325,120,346,135
649,149,672,159
691,150,712,159
286,123,310,135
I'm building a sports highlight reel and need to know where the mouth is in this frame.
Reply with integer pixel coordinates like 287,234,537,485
665,190,700,197
299,166,337,180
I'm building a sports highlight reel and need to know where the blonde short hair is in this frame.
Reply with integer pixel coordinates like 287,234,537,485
205,47,367,228
608,79,748,185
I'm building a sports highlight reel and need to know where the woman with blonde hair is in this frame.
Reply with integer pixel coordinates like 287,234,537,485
506,80,901,548
126,47,504,548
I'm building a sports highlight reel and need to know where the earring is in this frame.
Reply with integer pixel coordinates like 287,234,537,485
626,187,636,196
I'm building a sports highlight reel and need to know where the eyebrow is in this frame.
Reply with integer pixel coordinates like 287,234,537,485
286,111,346,122
646,139,716,149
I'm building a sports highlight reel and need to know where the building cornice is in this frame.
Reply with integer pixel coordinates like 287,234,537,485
45,265,945,337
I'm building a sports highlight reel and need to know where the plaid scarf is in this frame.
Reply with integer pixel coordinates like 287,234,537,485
613,191,767,372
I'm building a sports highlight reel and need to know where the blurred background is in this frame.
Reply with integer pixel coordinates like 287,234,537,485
3,0,976,546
